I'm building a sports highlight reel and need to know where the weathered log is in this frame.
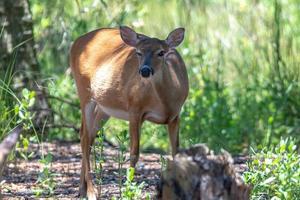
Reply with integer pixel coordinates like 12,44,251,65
0,124,22,199
157,144,251,200
0,124,22,177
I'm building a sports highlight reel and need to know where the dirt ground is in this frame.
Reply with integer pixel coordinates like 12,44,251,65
1,141,248,199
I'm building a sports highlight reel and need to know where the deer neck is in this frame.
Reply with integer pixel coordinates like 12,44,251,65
151,62,178,109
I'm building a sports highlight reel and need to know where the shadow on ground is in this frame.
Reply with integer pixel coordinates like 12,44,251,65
1,141,248,199
1,142,162,199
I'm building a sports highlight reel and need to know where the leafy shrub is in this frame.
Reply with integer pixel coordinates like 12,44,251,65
244,138,300,200
118,167,149,200
0,81,35,137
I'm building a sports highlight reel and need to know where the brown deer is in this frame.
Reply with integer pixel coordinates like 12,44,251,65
70,26,189,199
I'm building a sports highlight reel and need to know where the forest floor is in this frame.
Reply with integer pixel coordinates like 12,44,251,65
1,141,248,199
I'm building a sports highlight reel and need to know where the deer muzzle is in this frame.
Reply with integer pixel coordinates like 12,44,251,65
139,65,153,78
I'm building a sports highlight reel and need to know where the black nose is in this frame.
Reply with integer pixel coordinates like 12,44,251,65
139,65,153,78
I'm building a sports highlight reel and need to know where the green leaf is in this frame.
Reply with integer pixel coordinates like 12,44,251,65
45,153,53,164
127,167,135,182
262,177,275,185
22,137,29,150
28,97,35,107
22,88,30,100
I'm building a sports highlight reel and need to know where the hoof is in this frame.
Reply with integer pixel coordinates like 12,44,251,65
87,185,98,200
130,154,139,167
87,192,97,200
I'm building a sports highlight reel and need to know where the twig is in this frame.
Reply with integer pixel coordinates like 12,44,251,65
30,108,77,128
46,94,79,107
44,124,79,132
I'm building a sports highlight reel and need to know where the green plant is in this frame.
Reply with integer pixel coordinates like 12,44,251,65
93,121,106,196
121,167,147,200
244,138,300,200
112,130,129,197
159,154,167,173
0,82,36,137
0,82,38,161
112,167,149,200
34,153,56,197
14,88,38,160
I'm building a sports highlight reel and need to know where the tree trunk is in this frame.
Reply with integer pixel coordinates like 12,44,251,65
157,144,251,200
0,0,52,128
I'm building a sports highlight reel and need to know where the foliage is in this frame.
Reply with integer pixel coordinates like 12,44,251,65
93,123,106,186
112,167,149,200
112,130,129,197
244,138,300,199
46,75,80,141
34,153,56,197
0,82,37,161
0,75,36,138
121,167,147,200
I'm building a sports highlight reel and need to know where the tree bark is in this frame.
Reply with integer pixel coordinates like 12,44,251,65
0,0,52,128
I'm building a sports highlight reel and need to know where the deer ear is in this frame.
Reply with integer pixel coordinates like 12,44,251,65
120,26,139,47
166,28,185,48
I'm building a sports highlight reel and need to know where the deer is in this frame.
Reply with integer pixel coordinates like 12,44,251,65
70,26,189,199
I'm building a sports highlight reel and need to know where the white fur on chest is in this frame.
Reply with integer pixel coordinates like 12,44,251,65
99,104,129,121
145,111,165,122
98,104,166,122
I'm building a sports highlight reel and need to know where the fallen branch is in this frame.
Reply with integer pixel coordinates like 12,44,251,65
44,124,80,132
30,108,78,130
0,124,23,200
0,124,23,173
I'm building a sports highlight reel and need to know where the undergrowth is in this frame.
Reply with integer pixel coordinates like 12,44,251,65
244,138,300,200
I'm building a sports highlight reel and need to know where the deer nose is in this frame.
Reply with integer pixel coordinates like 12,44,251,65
139,65,153,78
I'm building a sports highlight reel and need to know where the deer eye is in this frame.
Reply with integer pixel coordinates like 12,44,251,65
136,51,142,56
157,50,165,57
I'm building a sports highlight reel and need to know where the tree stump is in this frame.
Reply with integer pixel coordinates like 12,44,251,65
157,144,251,200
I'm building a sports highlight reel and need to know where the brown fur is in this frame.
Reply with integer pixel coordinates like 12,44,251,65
70,27,189,199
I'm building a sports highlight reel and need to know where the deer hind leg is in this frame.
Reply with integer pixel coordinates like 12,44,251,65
167,116,180,158
80,101,109,199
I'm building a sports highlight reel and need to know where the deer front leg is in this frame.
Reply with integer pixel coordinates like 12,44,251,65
80,102,109,199
129,114,142,167
167,116,180,157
